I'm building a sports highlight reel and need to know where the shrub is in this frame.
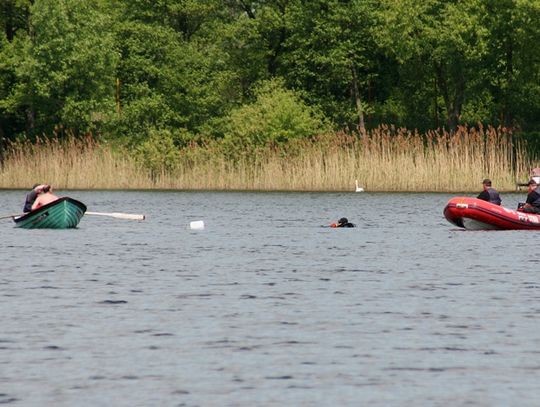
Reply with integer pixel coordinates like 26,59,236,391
222,78,330,158
134,128,179,176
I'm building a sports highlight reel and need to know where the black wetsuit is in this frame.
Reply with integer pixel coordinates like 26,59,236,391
337,222,355,228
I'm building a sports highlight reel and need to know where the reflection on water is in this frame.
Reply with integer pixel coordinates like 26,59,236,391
0,190,539,406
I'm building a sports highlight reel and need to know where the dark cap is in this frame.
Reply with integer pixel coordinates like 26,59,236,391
338,217,348,225
482,178,492,186
528,179,538,185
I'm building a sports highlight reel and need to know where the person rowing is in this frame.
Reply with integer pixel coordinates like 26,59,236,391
330,217,356,228
31,184,59,210
23,184,49,212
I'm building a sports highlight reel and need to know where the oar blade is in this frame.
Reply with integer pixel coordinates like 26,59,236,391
0,213,20,220
86,211,145,220
110,212,145,220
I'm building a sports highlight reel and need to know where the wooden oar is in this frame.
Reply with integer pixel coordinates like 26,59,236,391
3,211,145,221
86,211,145,220
0,213,21,220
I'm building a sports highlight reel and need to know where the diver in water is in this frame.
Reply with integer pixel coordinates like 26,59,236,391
330,217,356,228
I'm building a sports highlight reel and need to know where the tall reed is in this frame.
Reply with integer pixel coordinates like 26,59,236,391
0,126,534,191
0,136,152,189
167,125,533,192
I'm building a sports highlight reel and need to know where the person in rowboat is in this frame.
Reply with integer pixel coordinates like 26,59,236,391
477,178,501,205
23,183,49,212
520,179,540,214
31,184,59,210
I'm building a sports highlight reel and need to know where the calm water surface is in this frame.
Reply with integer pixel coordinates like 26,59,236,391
1,190,540,406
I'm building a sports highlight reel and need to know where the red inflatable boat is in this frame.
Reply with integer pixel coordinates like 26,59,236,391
444,197,540,230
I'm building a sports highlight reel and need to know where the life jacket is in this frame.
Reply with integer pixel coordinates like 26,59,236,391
487,188,501,205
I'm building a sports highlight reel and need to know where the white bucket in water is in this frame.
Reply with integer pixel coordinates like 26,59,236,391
190,220,205,230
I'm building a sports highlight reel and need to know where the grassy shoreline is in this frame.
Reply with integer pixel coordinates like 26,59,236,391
0,126,534,192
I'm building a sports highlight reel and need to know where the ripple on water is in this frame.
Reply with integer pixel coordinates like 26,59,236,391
0,394,18,404
98,300,128,304
1,191,540,406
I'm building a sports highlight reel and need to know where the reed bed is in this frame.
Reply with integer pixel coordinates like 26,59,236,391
0,126,534,191
0,137,152,189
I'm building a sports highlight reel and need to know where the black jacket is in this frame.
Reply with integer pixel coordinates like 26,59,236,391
477,187,501,205
526,187,540,208
23,190,38,212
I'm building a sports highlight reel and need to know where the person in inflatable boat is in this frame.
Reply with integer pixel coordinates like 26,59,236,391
330,217,356,228
477,178,501,205
520,179,540,214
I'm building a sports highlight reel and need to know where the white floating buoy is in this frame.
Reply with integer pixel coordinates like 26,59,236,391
355,179,364,192
190,220,205,230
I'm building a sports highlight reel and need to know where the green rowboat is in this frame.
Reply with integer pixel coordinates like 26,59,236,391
14,197,87,229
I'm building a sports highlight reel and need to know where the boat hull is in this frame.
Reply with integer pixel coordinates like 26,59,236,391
444,197,540,230
14,197,87,229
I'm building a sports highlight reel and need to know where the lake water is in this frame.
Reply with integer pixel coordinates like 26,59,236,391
1,190,540,406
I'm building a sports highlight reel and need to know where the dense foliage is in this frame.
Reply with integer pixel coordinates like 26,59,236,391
1,0,540,155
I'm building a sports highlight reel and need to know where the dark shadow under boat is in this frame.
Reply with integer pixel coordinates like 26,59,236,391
14,197,87,229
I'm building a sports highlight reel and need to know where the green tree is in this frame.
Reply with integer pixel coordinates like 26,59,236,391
376,0,490,131
0,0,32,142
109,0,251,144
0,0,32,41
278,0,382,132
222,77,329,157
480,0,540,129
1,0,118,138
2,0,540,151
